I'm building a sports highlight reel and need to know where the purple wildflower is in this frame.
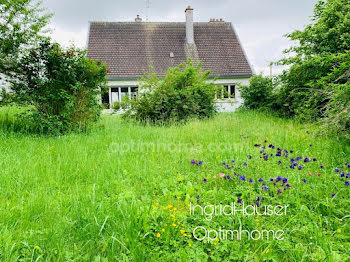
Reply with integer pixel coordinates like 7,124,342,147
237,198,242,204
335,168,340,172
249,178,253,183
243,162,247,166
247,155,252,159
263,186,270,191
203,178,208,183
320,165,324,169
331,194,335,198
239,175,246,181
302,179,307,183
191,159,196,164
276,176,283,182
278,160,282,165
277,189,282,195
283,178,288,184
258,178,264,182
198,161,203,165
345,181,350,186
312,157,317,162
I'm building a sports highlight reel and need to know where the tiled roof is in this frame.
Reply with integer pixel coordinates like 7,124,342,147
87,22,253,79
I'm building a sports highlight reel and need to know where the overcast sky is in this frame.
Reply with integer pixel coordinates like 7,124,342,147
42,0,318,75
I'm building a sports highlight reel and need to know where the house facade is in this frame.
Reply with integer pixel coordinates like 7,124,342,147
87,6,253,112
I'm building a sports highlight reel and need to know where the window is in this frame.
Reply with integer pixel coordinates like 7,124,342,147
216,85,236,100
101,91,109,105
109,86,138,106
121,87,128,99
131,87,138,99
223,85,229,98
229,85,235,97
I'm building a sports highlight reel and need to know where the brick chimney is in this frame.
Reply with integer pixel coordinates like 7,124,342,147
185,6,194,45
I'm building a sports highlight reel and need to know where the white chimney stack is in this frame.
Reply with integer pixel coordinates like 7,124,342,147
185,6,194,45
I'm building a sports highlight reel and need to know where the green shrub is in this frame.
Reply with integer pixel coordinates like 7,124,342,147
240,75,279,111
10,40,107,134
313,52,350,140
113,96,132,110
124,60,217,124
275,0,350,141
0,87,12,105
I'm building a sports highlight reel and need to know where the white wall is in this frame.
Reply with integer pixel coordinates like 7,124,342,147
211,78,250,112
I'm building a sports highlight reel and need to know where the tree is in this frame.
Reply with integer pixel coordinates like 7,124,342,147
240,75,278,111
277,0,350,139
11,40,107,134
124,60,217,124
0,0,51,78
281,0,350,62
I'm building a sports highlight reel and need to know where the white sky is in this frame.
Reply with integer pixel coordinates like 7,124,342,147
42,0,318,76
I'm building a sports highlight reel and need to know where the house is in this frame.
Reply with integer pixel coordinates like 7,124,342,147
87,6,253,112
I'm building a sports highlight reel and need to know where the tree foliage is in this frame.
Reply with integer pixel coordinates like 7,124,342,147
276,0,350,139
10,40,107,134
240,75,279,111
124,60,217,124
0,0,52,78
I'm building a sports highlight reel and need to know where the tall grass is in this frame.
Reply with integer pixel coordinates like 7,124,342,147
0,108,349,261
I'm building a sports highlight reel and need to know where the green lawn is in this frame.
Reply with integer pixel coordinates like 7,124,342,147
0,108,349,261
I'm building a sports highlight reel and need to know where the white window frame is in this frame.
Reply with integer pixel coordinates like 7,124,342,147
109,86,138,108
215,84,236,101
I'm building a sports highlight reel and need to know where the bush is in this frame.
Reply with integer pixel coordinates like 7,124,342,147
113,96,132,110
0,87,12,105
275,0,350,141
313,52,350,140
124,60,217,124
10,40,107,134
240,75,279,111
